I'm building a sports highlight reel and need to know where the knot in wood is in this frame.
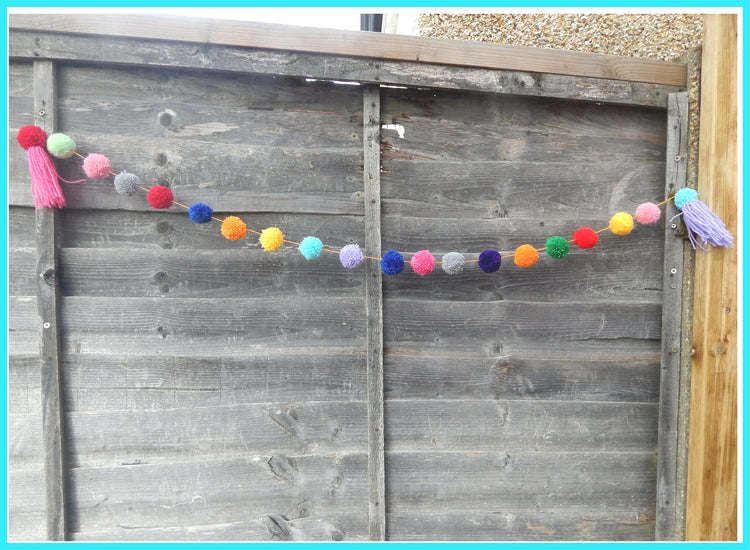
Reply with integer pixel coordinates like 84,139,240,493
41,267,55,286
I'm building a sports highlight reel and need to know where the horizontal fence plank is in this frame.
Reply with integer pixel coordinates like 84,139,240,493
8,14,687,86
8,29,682,108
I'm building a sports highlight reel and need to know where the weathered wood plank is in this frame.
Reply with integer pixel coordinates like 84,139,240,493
8,14,688,86
33,59,67,541
66,454,368,534
362,85,386,540
686,14,738,541
385,451,656,511
387,510,654,541
655,92,689,540
384,355,660,403
7,468,47,542
60,352,365,412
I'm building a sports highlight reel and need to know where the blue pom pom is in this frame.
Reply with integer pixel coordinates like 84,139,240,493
478,250,502,273
381,250,404,275
299,236,323,260
674,188,699,210
188,203,213,223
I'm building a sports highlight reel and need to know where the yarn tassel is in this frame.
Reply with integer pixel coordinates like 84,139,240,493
16,125,83,209
670,187,734,251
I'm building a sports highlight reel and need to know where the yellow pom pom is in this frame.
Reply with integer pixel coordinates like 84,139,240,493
221,216,247,241
259,227,284,251
609,212,634,236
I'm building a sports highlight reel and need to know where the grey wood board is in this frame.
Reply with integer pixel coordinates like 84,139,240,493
384,399,658,452
61,352,366,412
386,510,654,541
8,30,681,107
66,454,368,532
384,355,660,403
385,451,656,511
7,468,47,542
7,354,43,415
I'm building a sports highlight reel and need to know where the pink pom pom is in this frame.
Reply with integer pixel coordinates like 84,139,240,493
411,250,435,276
82,153,111,179
635,202,662,225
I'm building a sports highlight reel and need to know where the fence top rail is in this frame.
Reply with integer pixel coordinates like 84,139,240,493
8,13,687,87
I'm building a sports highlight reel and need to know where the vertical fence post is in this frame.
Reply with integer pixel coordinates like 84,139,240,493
33,59,67,541
363,84,386,541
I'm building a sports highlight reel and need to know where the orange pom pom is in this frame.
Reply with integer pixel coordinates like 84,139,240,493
221,216,247,241
514,244,539,268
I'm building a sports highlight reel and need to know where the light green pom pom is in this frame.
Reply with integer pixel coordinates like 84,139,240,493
46,133,76,159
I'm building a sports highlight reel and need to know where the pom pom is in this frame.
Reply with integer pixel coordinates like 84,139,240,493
674,188,699,210
340,244,364,268
16,125,68,209
609,212,634,236
113,171,141,197
411,250,435,276
670,189,734,250
635,202,662,225
259,227,284,251
17,125,48,149
381,250,404,276
514,244,538,268
545,236,570,259
188,203,214,223
82,153,111,179
572,227,598,249
441,252,465,275
478,250,502,273
146,185,173,209
299,236,323,260
46,133,76,159
221,216,247,241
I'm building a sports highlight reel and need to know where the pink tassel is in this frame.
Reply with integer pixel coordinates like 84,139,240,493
17,125,83,209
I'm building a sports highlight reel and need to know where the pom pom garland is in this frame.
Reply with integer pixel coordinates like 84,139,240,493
572,227,598,249
545,236,570,259
188,203,214,223
671,188,734,250
478,250,502,273
259,227,284,251
46,133,77,159
514,244,538,268
221,216,247,241
82,153,112,179
339,244,364,268
609,212,634,236
381,250,405,276
113,171,141,197
441,252,465,275
299,236,323,260
146,185,174,209
411,250,436,276
635,202,662,225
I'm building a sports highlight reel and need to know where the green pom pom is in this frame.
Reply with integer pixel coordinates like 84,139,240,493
46,133,76,159
545,236,570,259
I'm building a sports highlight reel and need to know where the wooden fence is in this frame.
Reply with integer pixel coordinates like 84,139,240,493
8,13,700,542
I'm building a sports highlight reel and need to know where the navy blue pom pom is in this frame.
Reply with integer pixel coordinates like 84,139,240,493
188,203,213,223
478,250,502,273
381,250,404,275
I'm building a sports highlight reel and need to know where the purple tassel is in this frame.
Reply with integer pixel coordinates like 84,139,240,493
671,188,734,251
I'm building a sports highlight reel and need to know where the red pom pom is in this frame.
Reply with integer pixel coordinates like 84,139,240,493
17,125,48,150
147,185,174,209
572,227,598,249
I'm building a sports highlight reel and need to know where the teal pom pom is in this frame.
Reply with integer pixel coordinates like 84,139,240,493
545,236,570,259
674,188,698,210
299,236,323,260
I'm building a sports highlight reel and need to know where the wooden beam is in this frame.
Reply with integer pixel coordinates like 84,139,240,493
685,13,738,541
363,85,386,541
8,13,687,86
33,60,67,541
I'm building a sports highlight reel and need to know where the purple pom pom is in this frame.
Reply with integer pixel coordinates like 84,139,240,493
340,244,364,268
478,250,502,273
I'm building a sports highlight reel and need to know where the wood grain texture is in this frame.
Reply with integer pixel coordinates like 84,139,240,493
8,13,687,86
685,14,738,541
